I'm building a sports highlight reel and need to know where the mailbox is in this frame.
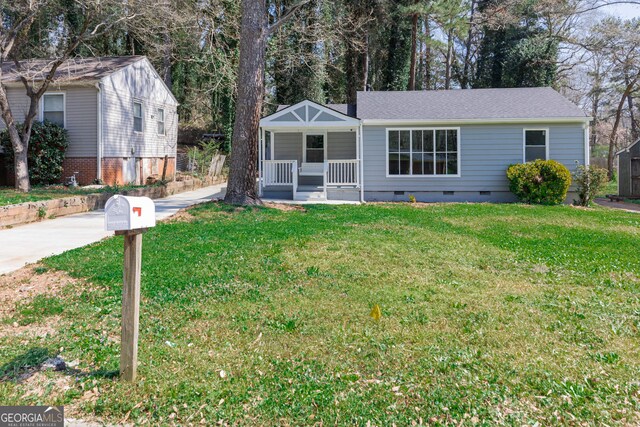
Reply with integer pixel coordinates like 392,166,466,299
105,195,156,231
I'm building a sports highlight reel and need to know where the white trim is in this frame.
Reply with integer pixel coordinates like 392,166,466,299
302,131,327,163
616,138,640,155
270,130,275,160
133,99,144,134
359,123,365,202
363,117,591,126
523,128,549,162
96,83,103,182
39,92,66,128
260,99,360,127
385,127,461,178
156,107,166,136
584,123,590,166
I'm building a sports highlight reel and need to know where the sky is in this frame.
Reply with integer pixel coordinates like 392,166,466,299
601,3,640,18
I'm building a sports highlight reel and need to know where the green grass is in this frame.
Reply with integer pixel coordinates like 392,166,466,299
1,202,639,425
0,184,154,207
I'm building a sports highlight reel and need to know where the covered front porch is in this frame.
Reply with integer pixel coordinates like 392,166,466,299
258,100,362,202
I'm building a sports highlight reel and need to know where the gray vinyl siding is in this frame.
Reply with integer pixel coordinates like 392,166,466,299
273,132,302,163
327,132,356,159
362,123,586,194
1,86,98,157
100,58,178,158
273,131,356,162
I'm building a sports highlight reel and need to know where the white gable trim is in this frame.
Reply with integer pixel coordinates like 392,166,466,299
100,57,178,106
261,100,360,127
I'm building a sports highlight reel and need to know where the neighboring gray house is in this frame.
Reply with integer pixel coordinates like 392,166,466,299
617,139,640,197
258,88,590,202
0,56,178,186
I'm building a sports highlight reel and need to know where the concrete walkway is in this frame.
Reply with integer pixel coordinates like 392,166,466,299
0,183,226,275
595,198,640,213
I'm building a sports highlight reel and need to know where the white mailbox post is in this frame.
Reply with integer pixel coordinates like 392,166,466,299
105,195,156,381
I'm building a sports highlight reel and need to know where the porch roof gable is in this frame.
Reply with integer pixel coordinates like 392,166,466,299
260,100,361,128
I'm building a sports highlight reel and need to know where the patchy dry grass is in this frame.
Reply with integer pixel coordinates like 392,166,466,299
0,202,639,425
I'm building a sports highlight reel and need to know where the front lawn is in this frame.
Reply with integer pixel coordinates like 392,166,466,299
1,202,639,425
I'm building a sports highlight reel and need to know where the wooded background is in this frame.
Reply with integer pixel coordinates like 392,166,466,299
4,0,640,173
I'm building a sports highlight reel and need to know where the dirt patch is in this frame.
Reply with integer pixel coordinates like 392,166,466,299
0,264,79,320
162,207,196,223
264,202,307,212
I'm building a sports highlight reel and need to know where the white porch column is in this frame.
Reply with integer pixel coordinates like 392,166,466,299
359,123,365,203
259,127,265,196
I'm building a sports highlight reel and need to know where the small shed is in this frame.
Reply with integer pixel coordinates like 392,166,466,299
617,139,640,197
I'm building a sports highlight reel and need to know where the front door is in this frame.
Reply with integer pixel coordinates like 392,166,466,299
632,158,640,196
305,134,325,163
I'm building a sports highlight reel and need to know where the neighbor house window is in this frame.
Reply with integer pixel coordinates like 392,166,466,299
157,108,165,135
388,128,459,176
42,93,65,127
524,129,548,162
133,101,143,132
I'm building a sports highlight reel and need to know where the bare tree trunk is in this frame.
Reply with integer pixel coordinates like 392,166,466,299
607,76,639,179
445,29,453,90
163,32,172,90
461,0,476,89
407,13,418,91
626,78,638,140
0,82,30,191
424,16,432,90
362,33,369,91
224,0,267,205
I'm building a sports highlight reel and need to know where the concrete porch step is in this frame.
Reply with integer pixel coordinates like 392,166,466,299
294,191,326,202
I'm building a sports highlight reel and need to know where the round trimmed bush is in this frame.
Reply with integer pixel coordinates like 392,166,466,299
506,159,571,205
0,121,69,185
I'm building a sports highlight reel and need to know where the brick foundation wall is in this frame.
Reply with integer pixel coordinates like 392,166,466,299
61,157,97,186
101,157,177,186
101,158,124,186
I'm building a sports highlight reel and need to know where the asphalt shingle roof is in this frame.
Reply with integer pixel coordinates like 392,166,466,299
1,56,146,84
356,87,587,121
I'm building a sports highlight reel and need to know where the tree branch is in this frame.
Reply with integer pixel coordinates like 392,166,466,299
267,0,311,37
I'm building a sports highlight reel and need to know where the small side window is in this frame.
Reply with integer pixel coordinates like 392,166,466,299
157,108,165,135
133,101,143,132
42,94,65,127
524,129,547,162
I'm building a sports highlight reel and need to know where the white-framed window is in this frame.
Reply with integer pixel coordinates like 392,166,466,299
156,107,165,135
304,133,325,163
387,128,460,176
41,93,65,127
133,101,143,132
523,129,549,162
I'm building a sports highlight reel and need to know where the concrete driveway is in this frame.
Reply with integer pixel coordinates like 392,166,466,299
0,183,226,275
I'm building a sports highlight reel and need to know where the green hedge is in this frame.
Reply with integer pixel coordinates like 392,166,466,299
0,121,69,185
506,160,572,205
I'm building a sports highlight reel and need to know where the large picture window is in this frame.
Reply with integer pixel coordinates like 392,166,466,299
524,129,548,162
42,93,65,127
388,128,459,176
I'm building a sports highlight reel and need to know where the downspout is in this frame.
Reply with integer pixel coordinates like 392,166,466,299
359,122,365,203
96,82,103,183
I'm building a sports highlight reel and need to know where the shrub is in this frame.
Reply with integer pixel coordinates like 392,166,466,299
0,121,69,185
572,164,609,206
506,159,572,205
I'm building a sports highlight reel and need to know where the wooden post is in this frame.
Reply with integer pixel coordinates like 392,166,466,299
161,154,168,182
116,228,146,381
